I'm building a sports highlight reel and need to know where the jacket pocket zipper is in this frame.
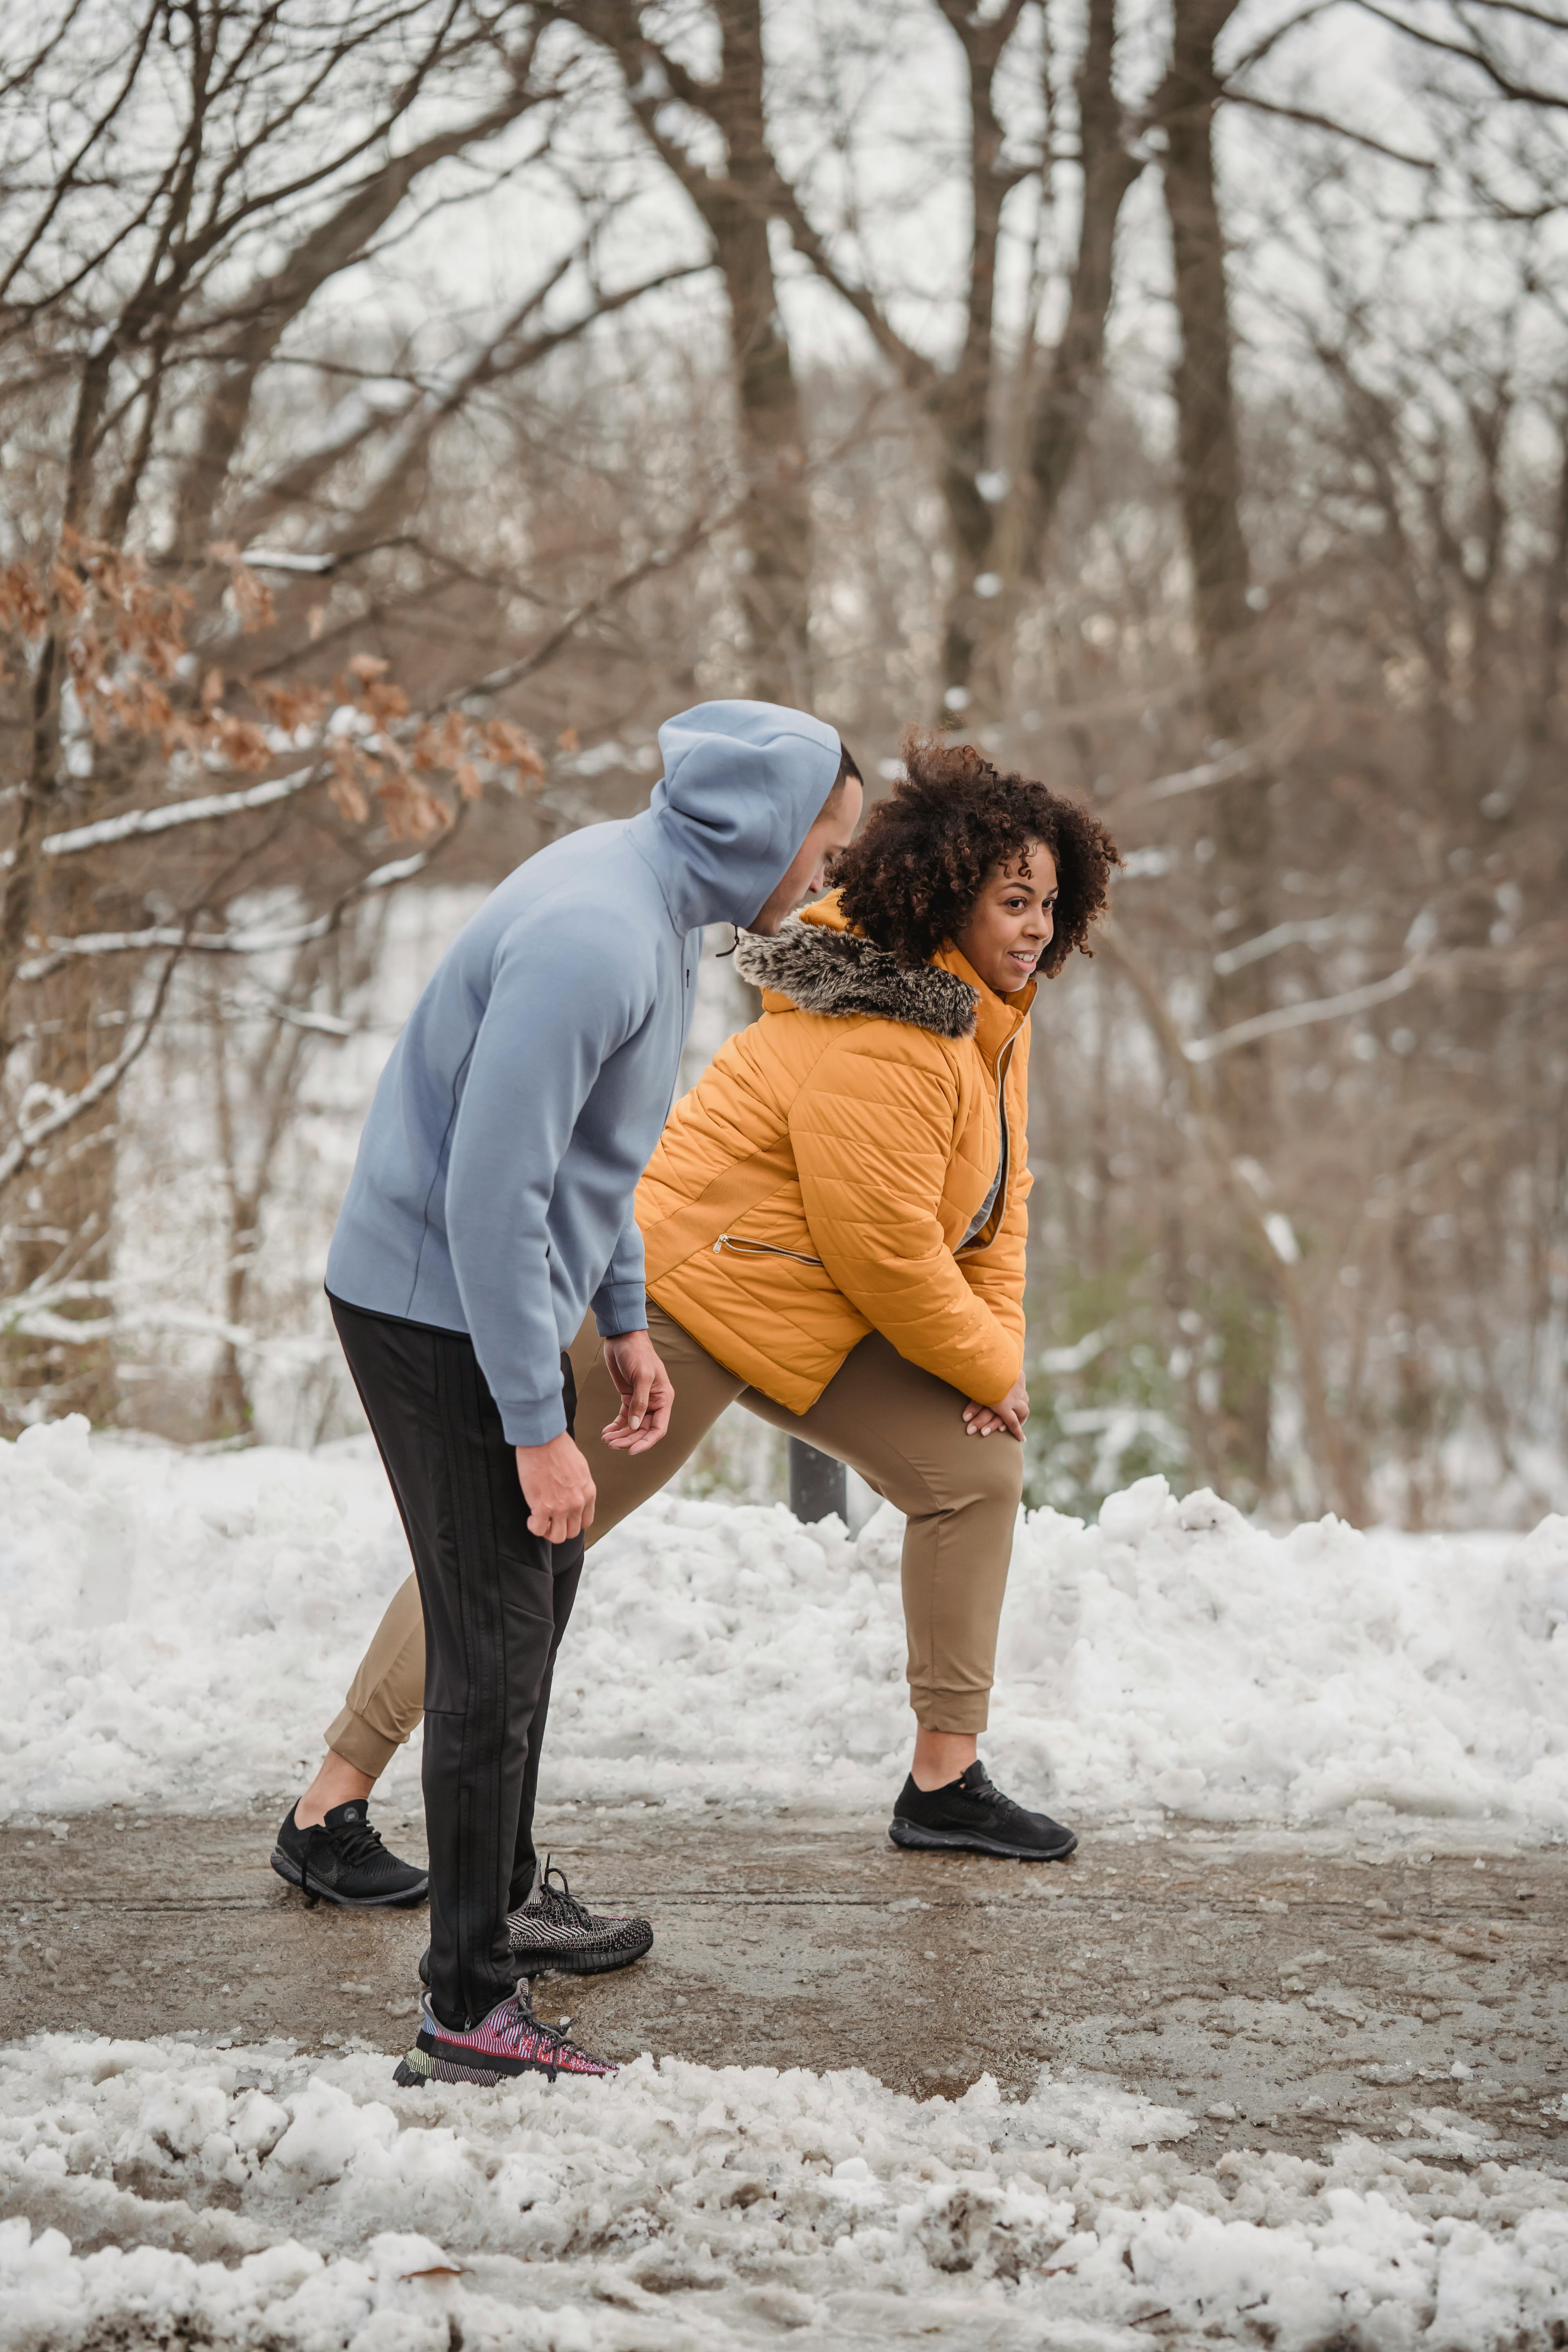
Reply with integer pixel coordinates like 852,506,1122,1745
958,1035,1017,1256
713,1233,824,1266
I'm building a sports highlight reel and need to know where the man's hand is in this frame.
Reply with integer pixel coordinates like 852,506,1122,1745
515,1432,596,1541
962,1374,1029,1441
601,1328,674,1455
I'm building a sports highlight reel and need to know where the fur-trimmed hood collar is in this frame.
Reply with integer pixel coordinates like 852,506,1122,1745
734,916,979,1039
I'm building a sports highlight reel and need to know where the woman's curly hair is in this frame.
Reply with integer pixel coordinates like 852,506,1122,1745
830,730,1120,976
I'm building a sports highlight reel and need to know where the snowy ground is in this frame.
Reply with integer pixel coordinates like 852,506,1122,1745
4,1418,1568,2347
5,2031,1568,2350
2,1414,1566,1831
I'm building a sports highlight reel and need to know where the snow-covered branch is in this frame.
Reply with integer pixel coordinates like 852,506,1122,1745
1212,915,1348,975
1128,708,1314,806
0,1278,337,1359
16,850,427,980
238,549,338,574
1184,961,1425,1062
0,949,179,1191
219,985,354,1037
1140,741,1262,802
22,764,325,865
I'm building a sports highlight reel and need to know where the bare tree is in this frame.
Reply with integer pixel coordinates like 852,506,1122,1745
0,0,711,1422
761,0,1151,718
1143,0,1279,1494
4,0,1566,1530
552,0,817,705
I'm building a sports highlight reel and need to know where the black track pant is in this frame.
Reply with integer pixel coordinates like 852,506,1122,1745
329,1295,583,2030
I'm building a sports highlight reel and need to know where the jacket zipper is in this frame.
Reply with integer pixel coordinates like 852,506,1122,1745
713,1233,824,1265
957,1034,1017,1256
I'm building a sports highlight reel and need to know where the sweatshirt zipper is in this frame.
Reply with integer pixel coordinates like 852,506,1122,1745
713,1233,824,1265
958,1034,1017,1256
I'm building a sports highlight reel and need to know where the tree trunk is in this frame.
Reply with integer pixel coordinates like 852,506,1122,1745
1162,0,1269,1060
0,348,124,1419
1097,917,1364,1522
930,1,1020,710
941,0,1144,717
1159,0,1274,1497
692,4,813,706
583,0,815,707
1020,0,1142,573
707,193,814,708
1,861,125,1427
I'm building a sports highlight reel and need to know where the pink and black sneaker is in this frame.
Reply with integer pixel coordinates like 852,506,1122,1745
393,1985,617,2089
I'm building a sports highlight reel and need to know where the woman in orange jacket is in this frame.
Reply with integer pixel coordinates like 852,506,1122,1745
296,735,1118,1935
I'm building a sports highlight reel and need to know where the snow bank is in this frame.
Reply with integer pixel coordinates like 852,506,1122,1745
3,2032,1566,2350
2,1417,1566,1829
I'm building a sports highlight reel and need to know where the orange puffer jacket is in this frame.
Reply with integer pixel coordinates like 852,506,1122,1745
635,893,1033,1412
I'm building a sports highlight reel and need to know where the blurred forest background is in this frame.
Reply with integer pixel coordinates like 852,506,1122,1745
2,0,1565,1529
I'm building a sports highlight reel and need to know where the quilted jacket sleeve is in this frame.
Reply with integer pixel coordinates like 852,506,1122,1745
788,1031,1023,1404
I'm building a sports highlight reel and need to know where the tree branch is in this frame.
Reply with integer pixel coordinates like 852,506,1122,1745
0,945,180,1195
1351,0,1568,104
1221,87,1438,169
1184,960,1428,1060
16,849,432,980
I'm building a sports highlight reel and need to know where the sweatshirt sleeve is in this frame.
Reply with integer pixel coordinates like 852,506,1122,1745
445,916,647,1445
591,1212,647,1338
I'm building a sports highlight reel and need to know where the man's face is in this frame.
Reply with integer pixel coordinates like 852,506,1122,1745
748,777,863,936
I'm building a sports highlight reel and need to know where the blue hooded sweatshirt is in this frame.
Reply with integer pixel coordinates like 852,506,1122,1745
325,700,842,1445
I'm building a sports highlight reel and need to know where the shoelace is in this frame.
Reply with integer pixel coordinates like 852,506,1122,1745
299,1810,387,1902
971,1772,1034,1825
505,1989,590,2065
329,1812,391,1869
535,1857,594,1931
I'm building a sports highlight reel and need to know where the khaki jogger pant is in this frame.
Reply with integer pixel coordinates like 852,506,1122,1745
325,1303,1023,1777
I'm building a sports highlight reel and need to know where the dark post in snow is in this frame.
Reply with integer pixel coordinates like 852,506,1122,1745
789,1437,847,1524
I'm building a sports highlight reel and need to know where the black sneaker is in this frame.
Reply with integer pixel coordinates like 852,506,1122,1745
889,1762,1078,1862
418,1859,652,1985
270,1800,428,1908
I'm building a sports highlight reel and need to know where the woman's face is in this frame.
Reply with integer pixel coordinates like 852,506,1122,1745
953,846,1058,996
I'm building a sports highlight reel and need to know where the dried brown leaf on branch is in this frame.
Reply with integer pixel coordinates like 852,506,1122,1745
412,711,471,772
256,683,332,735
0,567,50,639
206,544,276,636
325,740,370,827
481,720,546,782
0,537,546,842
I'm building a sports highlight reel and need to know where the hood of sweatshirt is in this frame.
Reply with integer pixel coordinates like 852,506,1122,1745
630,699,844,932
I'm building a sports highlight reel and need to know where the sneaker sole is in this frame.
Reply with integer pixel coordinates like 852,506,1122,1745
887,1818,1078,1863
395,2046,504,2089
270,1848,429,1909
417,1927,653,1987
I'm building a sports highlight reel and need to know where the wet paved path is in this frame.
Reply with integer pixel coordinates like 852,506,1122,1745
4,1802,1565,2173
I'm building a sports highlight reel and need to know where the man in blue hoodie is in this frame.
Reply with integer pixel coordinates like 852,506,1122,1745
274,701,859,2087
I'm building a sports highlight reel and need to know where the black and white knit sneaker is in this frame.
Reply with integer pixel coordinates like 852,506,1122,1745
418,1859,652,1985
270,1800,428,1908
889,1762,1078,1862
